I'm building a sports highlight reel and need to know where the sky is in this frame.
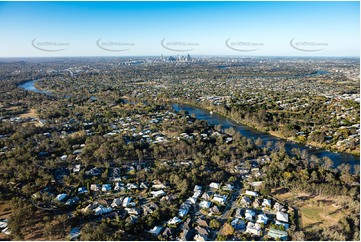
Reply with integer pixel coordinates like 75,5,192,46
0,1,359,57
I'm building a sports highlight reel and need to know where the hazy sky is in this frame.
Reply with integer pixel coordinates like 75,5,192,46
0,1,359,57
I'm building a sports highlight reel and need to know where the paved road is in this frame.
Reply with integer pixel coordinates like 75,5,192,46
211,182,242,240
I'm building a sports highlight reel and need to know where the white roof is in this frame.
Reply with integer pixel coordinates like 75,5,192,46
209,182,220,189
151,190,166,198
199,200,211,209
56,193,67,201
187,197,197,204
123,197,132,207
257,214,269,223
178,208,189,217
194,185,202,191
111,198,123,207
168,217,182,225
94,205,112,215
276,211,289,223
149,226,163,236
245,190,259,196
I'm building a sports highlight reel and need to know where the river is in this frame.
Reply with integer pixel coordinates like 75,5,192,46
19,80,360,168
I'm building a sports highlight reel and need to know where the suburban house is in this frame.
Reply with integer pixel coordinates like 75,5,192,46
178,208,189,218
196,217,209,227
102,184,112,192
123,197,132,207
245,209,256,221
168,217,182,225
94,205,112,215
201,191,213,200
151,190,166,198
241,196,252,206
199,200,211,209
194,233,208,241
246,222,262,236
256,214,269,224
268,228,288,240
90,184,101,191
78,187,88,194
111,197,123,208
56,193,68,202
231,218,246,231
209,182,220,190
276,211,289,223
195,226,210,238
262,199,272,207
275,220,290,229
212,194,227,205
245,190,259,197
148,226,163,236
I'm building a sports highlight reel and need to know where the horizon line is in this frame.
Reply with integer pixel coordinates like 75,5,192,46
0,55,360,59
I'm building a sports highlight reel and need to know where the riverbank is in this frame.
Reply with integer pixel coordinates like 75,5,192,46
167,99,359,157
17,80,360,166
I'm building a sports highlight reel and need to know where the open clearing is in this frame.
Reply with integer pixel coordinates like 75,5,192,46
19,108,39,119
272,189,351,229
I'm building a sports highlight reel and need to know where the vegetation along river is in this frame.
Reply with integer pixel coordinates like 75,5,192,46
19,80,360,169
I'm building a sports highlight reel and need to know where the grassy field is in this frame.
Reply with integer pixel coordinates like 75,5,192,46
272,189,351,230
19,108,39,119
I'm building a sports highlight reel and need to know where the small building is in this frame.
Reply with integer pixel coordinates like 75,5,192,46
209,182,220,190
94,205,112,216
168,217,182,225
231,218,246,231
194,233,208,241
268,228,288,240
222,184,234,191
69,227,81,240
114,182,125,191
245,209,256,221
194,185,202,192
241,196,252,206
180,229,194,241
150,190,166,198
273,202,284,212
73,164,81,173
262,199,272,207
212,194,227,205
178,208,189,218
276,211,289,223
245,190,259,197
148,226,163,236
193,190,202,198
196,218,209,227
199,200,211,209
187,197,197,205
102,184,112,192
256,214,269,224
201,191,213,201
234,207,243,218
275,220,289,230
56,193,68,202
90,184,101,191
209,205,220,215
111,197,123,208
65,197,79,206
78,187,88,194
195,226,210,237
123,197,132,207
246,222,261,236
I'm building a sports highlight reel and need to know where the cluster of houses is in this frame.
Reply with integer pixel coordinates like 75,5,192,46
232,190,290,240
146,182,236,241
